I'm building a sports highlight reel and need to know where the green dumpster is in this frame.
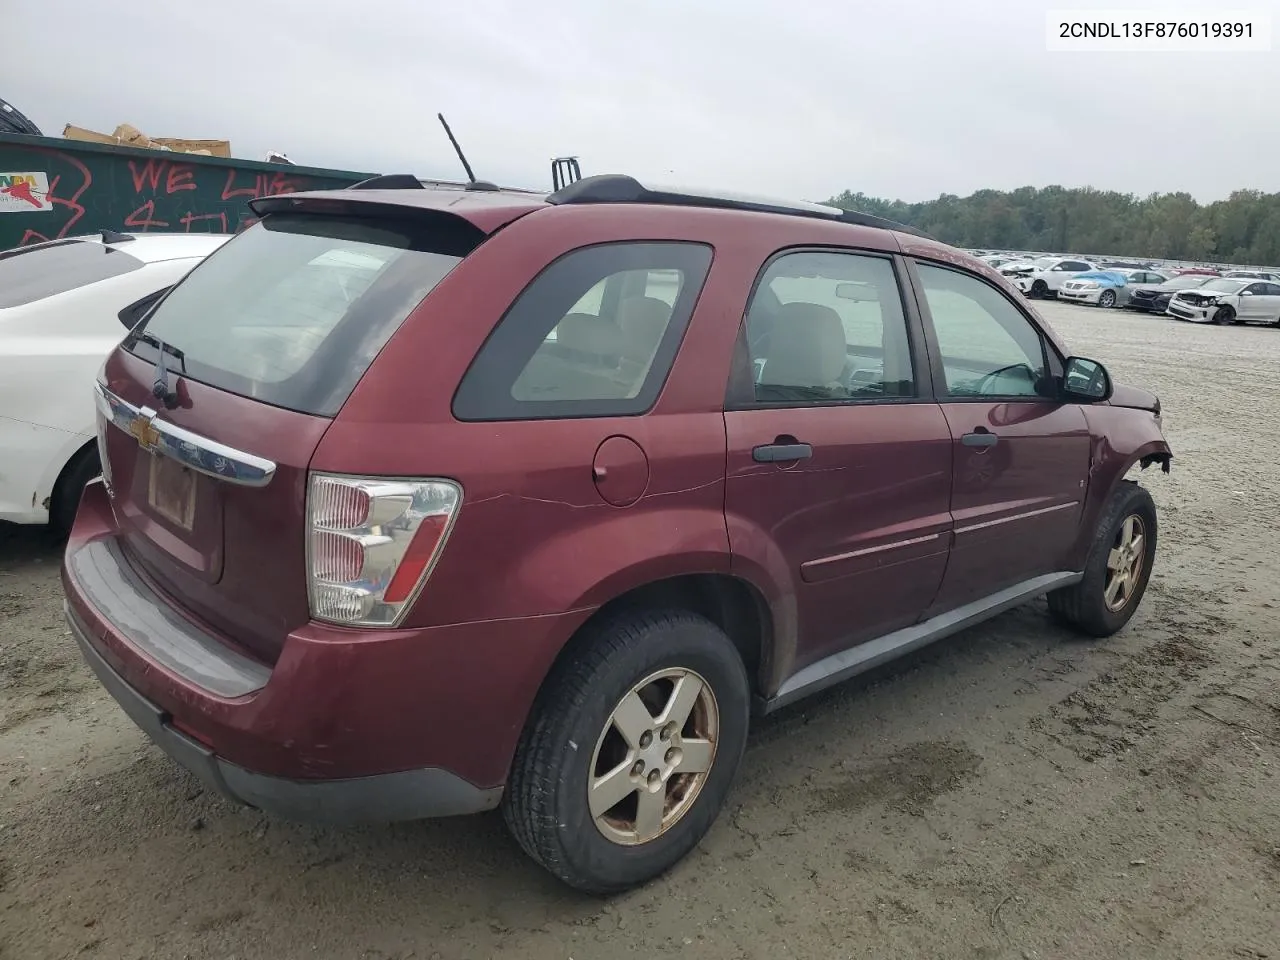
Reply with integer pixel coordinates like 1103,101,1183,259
0,132,375,250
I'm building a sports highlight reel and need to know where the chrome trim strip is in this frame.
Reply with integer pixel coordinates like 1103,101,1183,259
766,571,1083,712
94,381,277,488
954,500,1078,536
803,532,942,571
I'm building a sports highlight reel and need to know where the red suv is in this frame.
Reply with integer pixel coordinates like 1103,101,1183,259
63,174,1172,893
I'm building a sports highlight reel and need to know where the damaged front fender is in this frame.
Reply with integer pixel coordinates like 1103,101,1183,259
1069,403,1172,569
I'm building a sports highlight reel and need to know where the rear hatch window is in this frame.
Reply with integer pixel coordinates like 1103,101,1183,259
0,239,143,307
124,212,480,416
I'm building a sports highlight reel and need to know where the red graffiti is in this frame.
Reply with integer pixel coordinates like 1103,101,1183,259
178,211,228,233
124,199,171,230
167,165,195,193
130,158,197,195
129,158,164,193
10,146,340,248
2,180,43,208
221,169,300,201
38,151,93,240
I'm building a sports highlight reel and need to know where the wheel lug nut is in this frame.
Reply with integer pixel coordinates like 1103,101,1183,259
639,731,653,748
660,723,674,741
632,760,645,776
665,748,677,764
647,770,660,785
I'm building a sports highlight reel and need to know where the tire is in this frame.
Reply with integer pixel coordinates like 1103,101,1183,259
503,609,750,894
1031,280,1049,299
49,444,101,536
1098,290,1117,309
1212,306,1234,325
1048,480,1157,638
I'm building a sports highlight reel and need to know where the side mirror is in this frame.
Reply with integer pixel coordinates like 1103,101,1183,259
1062,356,1112,402
1240,290,1253,296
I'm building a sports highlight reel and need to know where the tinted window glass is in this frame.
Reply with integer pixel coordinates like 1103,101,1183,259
743,251,914,403
0,240,143,308
453,242,713,421
917,263,1048,398
127,213,479,416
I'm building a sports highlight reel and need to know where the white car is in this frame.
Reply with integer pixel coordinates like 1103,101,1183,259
1009,257,1098,298
1222,270,1280,281
0,231,230,530
1165,277,1280,326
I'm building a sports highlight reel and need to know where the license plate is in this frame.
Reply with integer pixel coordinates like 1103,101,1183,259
148,454,196,531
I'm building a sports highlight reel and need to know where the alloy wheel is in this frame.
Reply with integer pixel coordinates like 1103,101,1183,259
1104,515,1146,612
589,668,719,845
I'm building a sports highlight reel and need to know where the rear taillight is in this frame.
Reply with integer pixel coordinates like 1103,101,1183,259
306,473,461,627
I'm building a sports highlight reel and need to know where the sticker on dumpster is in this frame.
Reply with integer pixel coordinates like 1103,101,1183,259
0,173,52,212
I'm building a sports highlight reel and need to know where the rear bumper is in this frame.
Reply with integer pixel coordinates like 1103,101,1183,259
67,602,501,822
62,478,591,821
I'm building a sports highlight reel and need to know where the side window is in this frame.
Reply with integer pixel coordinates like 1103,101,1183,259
742,251,914,404
452,242,713,421
916,263,1049,399
1245,282,1267,296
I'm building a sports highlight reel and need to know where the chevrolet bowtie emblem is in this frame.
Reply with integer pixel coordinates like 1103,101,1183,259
128,415,161,452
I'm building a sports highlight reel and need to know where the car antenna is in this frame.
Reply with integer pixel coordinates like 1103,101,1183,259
437,113,499,192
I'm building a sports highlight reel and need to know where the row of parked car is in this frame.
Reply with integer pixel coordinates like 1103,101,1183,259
969,252,1280,327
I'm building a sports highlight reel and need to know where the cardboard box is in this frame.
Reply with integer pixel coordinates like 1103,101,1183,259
62,123,231,157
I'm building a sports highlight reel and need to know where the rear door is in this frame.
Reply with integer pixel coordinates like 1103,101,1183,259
723,249,952,673
98,209,485,661
908,260,1091,614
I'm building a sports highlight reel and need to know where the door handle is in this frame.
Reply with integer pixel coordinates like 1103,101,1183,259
753,442,813,463
961,431,999,448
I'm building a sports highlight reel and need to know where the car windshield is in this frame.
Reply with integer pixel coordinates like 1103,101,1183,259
1167,276,1211,289
1198,279,1247,294
1033,257,1057,269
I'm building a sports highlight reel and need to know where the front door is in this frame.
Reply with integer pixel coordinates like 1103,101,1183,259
1237,280,1279,322
910,261,1092,614
723,249,953,675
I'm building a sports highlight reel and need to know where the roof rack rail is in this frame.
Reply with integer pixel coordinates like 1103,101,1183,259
349,174,425,191
546,174,931,239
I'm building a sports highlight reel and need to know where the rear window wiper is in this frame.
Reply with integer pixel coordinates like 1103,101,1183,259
131,331,186,409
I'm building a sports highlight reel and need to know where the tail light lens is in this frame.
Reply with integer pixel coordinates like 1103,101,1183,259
306,473,462,627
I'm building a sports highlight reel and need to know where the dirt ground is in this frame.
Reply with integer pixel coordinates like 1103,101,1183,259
2,301,1278,960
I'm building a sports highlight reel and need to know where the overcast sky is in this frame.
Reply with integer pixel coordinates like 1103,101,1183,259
7,0,1279,203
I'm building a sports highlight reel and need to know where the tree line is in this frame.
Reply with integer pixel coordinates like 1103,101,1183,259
828,185,1280,266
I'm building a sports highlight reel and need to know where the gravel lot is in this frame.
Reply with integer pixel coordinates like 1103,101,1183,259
2,301,1278,960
